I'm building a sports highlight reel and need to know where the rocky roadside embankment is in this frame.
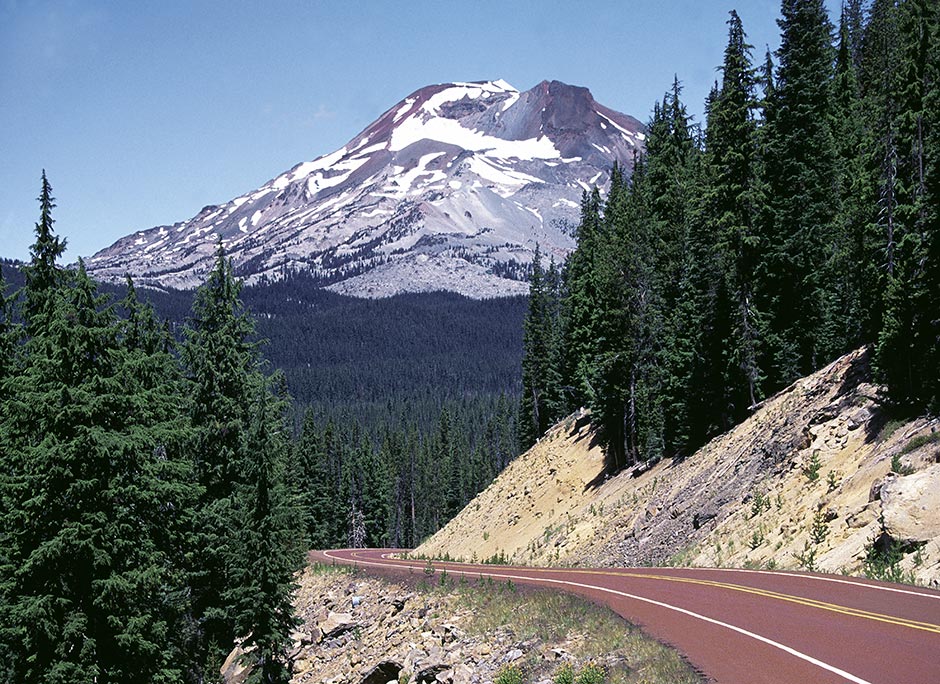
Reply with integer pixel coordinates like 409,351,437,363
222,565,700,684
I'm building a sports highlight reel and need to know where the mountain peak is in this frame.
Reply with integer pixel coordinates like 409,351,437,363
87,80,645,297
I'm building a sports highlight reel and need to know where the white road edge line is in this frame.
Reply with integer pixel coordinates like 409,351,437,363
323,551,873,684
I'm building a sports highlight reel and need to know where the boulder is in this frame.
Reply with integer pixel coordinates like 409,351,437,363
869,473,895,502
881,464,940,543
319,611,359,639
414,663,448,684
360,660,403,684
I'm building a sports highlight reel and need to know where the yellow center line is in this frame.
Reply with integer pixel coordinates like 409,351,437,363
360,553,940,636
609,572,940,634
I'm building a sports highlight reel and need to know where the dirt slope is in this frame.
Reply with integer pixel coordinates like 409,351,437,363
416,348,940,586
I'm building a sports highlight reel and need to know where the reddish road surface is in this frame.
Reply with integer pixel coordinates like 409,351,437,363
311,549,940,684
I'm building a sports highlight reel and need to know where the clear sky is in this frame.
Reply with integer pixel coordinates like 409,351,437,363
0,0,839,262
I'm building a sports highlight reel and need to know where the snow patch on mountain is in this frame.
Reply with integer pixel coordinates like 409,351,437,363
86,79,644,297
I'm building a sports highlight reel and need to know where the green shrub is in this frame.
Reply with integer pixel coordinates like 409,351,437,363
575,663,606,684
749,529,764,550
863,534,917,584
890,452,915,476
898,430,940,456
810,510,829,545
803,450,821,482
793,541,817,572
554,664,575,684
878,418,906,442
750,489,769,518
495,665,524,684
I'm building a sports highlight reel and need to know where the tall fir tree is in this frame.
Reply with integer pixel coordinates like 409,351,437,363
759,0,840,385
689,10,764,444
590,161,665,467
828,7,882,352
291,411,337,551
876,0,940,409
1,227,197,684
519,244,562,448
923,0,940,411
715,10,763,414
182,244,269,677
643,81,700,455
22,171,66,338
0,263,17,382
227,379,301,684
559,188,602,415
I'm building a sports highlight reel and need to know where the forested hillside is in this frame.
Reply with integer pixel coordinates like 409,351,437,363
0,176,521,680
520,0,939,466
2,261,525,414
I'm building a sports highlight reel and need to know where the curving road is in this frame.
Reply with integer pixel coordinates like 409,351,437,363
311,549,940,684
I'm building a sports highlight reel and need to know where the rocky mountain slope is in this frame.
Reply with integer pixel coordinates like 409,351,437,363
86,80,644,297
416,348,940,587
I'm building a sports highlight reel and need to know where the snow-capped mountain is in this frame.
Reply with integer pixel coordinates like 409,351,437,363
87,80,644,297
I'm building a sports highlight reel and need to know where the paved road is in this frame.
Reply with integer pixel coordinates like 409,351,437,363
311,549,940,684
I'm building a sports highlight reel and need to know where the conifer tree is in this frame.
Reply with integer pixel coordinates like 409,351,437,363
182,244,267,675
589,161,665,467
227,381,301,684
291,411,336,550
559,188,602,414
682,118,736,446
1,239,196,682
709,10,764,421
759,0,839,385
519,245,562,448
876,0,939,408
22,171,67,338
0,263,16,382
827,8,881,352
844,0,868,72
642,81,700,455
923,1,940,411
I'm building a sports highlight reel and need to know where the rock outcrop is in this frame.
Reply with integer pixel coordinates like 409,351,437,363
881,464,940,543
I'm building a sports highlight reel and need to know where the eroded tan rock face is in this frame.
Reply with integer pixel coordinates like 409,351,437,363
416,348,940,587
881,465,940,543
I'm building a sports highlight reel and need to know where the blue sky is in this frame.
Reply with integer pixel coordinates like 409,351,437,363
1,0,838,262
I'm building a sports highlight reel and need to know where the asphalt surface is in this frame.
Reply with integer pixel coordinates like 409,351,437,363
311,548,940,684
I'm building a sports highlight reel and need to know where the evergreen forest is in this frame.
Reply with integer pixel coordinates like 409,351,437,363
0,175,521,681
520,0,939,467
2,0,938,681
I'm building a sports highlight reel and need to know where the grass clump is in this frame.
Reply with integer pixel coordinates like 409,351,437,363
576,663,607,684
554,664,575,684
439,581,700,683
878,418,907,442
309,561,357,576
898,430,940,456
890,452,916,476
